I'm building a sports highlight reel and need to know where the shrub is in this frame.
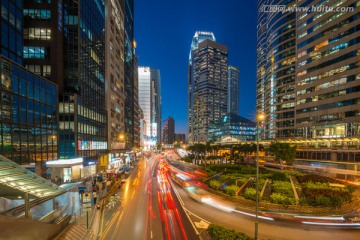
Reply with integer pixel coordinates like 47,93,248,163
224,185,239,196
270,193,296,205
296,174,339,184
207,224,253,240
244,187,257,201
301,181,353,207
272,181,294,197
209,180,222,189
270,172,288,181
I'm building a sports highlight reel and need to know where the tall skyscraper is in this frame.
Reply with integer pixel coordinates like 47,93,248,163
188,31,216,143
123,0,139,149
162,117,175,144
24,0,108,166
256,0,296,139
0,0,58,177
105,0,126,159
138,67,162,149
295,0,360,139
188,35,228,143
256,0,360,139
228,66,239,115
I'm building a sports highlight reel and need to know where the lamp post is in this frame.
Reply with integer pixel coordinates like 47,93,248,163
255,113,264,240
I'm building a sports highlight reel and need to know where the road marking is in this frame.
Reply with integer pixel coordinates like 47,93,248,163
169,179,184,206
168,178,211,235
131,190,135,199
194,220,209,229
105,220,109,226
151,230,153,239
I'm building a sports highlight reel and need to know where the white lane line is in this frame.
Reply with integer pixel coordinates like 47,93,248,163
150,230,153,239
169,179,211,235
169,179,185,206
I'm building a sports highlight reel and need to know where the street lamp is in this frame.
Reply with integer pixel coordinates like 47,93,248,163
255,113,264,240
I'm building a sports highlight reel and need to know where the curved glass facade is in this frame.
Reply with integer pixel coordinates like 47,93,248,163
208,113,256,142
257,0,297,139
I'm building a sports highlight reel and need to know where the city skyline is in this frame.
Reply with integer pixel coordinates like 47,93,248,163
135,0,258,134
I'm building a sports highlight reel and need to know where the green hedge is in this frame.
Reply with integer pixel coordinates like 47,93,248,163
270,193,296,205
224,185,239,196
207,224,253,240
272,181,294,197
301,181,353,207
244,188,257,201
209,180,222,189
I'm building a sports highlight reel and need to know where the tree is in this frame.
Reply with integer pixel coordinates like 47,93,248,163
267,141,297,165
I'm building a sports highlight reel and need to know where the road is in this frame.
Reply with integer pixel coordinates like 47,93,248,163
97,154,197,240
164,154,360,240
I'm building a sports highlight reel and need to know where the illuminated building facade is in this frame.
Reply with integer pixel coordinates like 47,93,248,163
228,66,239,115
0,0,58,177
189,37,228,143
295,0,360,139
24,0,108,165
256,0,297,139
188,31,216,143
138,67,161,149
105,0,126,158
208,113,256,142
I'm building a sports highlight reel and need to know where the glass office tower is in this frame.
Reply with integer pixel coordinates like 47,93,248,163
191,39,229,143
227,66,239,115
0,0,58,178
295,0,360,138
123,0,139,149
188,31,216,143
138,66,162,149
59,0,107,164
256,0,297,139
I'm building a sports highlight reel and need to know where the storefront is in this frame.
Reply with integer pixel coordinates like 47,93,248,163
46,158,83,182
83,156,98,177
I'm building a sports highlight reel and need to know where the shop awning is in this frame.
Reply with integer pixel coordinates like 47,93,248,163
0,155,66,199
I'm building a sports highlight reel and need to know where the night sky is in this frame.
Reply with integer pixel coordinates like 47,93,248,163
135,0,258,134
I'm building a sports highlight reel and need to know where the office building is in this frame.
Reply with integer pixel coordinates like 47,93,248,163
295,0,360,139
138,67,162,149
188,31,216,144
256,0,360,139
188,34,228,143
0,0,58,178
139,107,147,148
162,117,175,144
208,113,256,143
23,0,108,170
228,66,239,115
174,133,186,144
256,0,297,139
123,0,139,149
105,0,126,160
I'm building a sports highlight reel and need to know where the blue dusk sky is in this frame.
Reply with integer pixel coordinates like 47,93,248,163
135,0,258,134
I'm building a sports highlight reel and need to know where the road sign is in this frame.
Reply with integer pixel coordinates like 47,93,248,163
83,192,92,203
83,203,91,209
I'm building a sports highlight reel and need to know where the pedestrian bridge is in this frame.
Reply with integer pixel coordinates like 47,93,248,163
0,155,65,200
